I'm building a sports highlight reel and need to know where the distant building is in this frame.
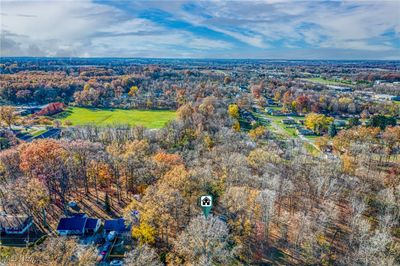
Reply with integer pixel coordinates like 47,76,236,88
281,118,296,125
327,85,352,93
334,120,347,127
0,214,33,234
35,102,66,116
373,94,397,101
297,128,315,136
266,99,275,105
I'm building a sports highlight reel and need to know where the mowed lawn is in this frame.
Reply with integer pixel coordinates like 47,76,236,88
302,77,354,86
59,107,176,128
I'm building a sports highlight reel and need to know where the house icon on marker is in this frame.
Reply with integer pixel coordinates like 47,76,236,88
202,197,211,206
200,196,212,207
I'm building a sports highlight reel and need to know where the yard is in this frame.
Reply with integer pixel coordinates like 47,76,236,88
57,107,176,128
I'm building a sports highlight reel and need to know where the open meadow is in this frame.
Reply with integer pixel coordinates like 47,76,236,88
302,77,354,86
58,107,176,128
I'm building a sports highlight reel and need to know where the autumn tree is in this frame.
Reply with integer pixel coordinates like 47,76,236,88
228,104,240,119
273,91,281,102
0,148,21,180
315,136,330,152
119,139,151,194
129,85,139,97
0,106,18,129
132,222,157,246
305,113,334,135
382,126,400,155
87,159,114,204
153,151,183,178
45,238,95,265
68,140,103,194
224,76,231,85
248,126,268,140
124,245,162,266
282,91,292,112
172,215,234,265
295,95,309,113
221,186,261,260
25,178,50,225
19,139,69,205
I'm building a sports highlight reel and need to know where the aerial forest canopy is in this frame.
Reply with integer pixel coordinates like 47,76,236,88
0,58,399,265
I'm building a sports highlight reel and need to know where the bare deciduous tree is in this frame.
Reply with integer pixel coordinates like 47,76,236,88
124,245,162,266
173,215,233,265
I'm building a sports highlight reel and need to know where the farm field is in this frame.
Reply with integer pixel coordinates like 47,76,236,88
58,107,176,128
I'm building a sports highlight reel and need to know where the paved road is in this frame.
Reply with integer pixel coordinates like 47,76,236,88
298,134,319,150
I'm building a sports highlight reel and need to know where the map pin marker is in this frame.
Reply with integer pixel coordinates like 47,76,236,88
200,195,213,218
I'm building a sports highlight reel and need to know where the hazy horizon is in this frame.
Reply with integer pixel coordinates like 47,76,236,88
1,56,400,62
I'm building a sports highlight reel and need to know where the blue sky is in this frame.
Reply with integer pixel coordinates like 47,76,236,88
1,0,399,59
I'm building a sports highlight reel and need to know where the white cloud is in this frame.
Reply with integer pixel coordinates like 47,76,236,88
155,0,399,51
1,0,121,40
1,0,399,58
1,0,233,57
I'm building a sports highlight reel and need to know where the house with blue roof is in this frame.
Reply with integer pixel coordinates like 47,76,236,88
57,214,101,236
103,218,130,236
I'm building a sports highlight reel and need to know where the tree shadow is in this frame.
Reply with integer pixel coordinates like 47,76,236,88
53,109,73,119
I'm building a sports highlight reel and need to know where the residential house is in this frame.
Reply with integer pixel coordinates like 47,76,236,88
334,120,347,127
281,118,296,125
0,214,33,234
297,128,315,136
373,94,398,101
57,213,101,236
103,218,131,236
327,85,352,93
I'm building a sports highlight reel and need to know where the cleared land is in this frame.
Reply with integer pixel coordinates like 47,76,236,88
58,107,176,128
252,106,321,155
303,77,354,86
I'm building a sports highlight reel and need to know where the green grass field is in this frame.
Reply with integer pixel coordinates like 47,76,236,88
58,107,176,128
302,77,354,86
31,129,47,137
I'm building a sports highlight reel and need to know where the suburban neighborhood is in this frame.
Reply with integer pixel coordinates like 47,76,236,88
0,0,399,264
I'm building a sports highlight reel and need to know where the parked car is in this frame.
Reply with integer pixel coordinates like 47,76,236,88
110,260,123,266
68,201,77,208
107,231,117,242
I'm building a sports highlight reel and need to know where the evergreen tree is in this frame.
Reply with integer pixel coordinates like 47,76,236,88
371,115,396,130
328,123,337,137
348,117,361,127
